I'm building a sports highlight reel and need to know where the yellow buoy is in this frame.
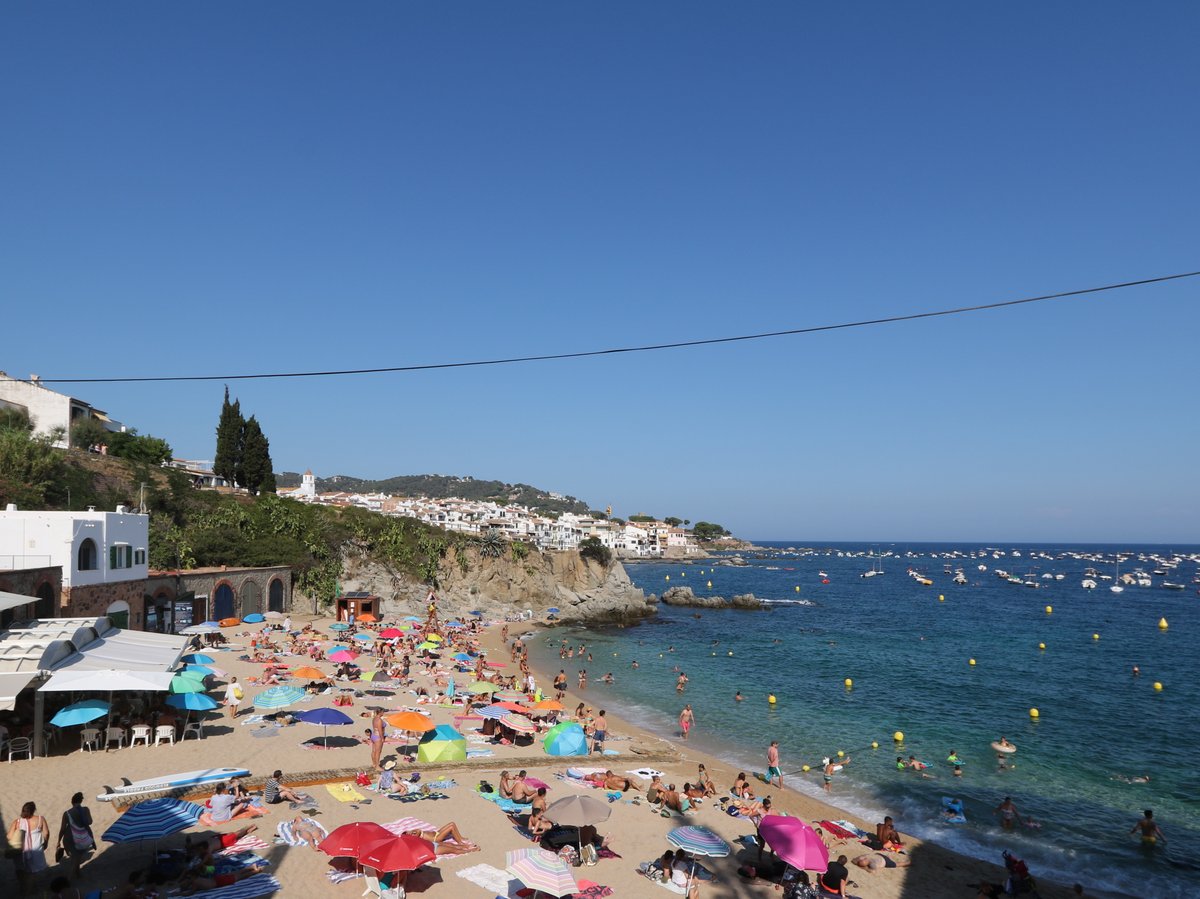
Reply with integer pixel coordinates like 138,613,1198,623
844,678,853,688
837,750,845,758
1093,633,1100,641
795,586,800,593
871,741,879,749
969,658,976,666
1153,682,1163,692
1158,618,1168,630
1030,708,1039,719
1038,642,1046,650
801,764,810,772
939,594,944,602
1045,605,1053,614
893,731,904,742
768,694,777,704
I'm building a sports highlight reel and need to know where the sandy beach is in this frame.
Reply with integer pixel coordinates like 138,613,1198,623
0,613,1129,899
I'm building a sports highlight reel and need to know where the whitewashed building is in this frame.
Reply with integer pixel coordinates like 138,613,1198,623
0,372,125,448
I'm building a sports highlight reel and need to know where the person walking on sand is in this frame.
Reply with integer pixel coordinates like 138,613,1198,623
8,800,50,895
767,740,783,789
679,704,694,741
56,792,94,880
224,676,242,720
1129,809,1166,846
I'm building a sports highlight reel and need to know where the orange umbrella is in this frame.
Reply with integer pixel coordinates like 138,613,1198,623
386,711,435,732
357,613,379,623
533,700,564,711
292,666,326,679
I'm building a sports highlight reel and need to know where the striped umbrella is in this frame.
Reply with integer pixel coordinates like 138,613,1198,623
494,690,527,703
254,685,307,709
499,713,536,735
475,704,508,720
505,847,578,898
381,816,436,838
102,798,203,844
667,825,730,890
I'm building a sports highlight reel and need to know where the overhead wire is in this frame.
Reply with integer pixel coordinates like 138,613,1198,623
33,269,1200,385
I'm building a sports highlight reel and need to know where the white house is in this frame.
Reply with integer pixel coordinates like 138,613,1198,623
0,504,149,619
0,372,125,448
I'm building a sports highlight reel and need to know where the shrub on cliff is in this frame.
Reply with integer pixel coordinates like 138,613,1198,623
579,536,611,566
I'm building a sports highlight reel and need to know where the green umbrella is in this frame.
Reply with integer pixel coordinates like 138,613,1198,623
170,674,207,694
467,681,501,694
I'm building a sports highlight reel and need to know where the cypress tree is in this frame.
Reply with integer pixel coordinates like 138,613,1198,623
213,386,244,486
239,415,272,495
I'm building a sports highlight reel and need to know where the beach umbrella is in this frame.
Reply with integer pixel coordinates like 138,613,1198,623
181,653,214,665
166,692,219,711
467,681,500,694
169,674,207,694
358,833,436,872
318,821,396,859
485,661,507,669
403,616,422,622
533,700,564,711
329,622,350,631
380,628,403,639
328,649,359,663
667,825,731,891
468,610,483,617
295,706,354,747
356,612,379,623
505,847,578,898
292,666,327,680
102,798,203,844
543,722,589,757
452,652,473,662
417,724,466,763
475,704,508,721
243,613,265,624
254,685,307,709
352,632,375,643
498,713,536,735
445,620,464,628
181,664,216,678
547,607,560,614
385,711,434,732
757,815,829,872
493,701,529,713
264,611,284,619
50,698,109,728
201,621,221,628
179,624,218,635
544,794,611,828
494,690,527,702
415,641,438,652
425,634,443,643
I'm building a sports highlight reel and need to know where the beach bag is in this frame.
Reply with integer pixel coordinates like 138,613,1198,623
68,808,94,851
355,771,372,787
558,844,579,867
233,685,244,701
6,822,22,852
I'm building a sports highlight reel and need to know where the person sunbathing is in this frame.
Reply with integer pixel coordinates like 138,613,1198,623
662,784,690,813
288,816,326,851
584,770,635,792
402,822,478,855
178,863,269,894
527,807,552,841
499,771,536,802
185,824,259,860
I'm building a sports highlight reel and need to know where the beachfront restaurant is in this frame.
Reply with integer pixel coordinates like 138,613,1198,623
0,611,188,758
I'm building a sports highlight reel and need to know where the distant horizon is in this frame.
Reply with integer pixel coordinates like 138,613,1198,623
747,538,1200,549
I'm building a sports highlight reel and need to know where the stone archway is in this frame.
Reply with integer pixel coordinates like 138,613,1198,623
35,582,56,619
268,578,285,612
106,599,130,629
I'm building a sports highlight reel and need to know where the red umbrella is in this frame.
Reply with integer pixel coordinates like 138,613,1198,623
358,834,436,872
380,628,403,639
319,822,396,858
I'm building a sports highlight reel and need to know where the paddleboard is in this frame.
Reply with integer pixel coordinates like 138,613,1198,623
98,767,251,802
991,741,1017,754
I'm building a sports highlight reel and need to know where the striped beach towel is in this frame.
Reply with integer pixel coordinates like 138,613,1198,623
275,817,327,847
217,835,271,856
177,873,281,899
381,816,436,836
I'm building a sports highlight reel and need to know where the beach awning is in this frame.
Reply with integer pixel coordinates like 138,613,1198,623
0,671,39,710
0,591,39,615
39,669,175,693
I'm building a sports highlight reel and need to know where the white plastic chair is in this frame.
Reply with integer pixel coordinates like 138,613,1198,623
80,728,102,752
105,727,126,750
7,736,33,762
129,725,151,747
154,725,175,746
361,870,382,898
182,721,204,741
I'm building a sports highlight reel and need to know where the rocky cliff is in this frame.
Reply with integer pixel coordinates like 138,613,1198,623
333,544,657,624
657,586,764,610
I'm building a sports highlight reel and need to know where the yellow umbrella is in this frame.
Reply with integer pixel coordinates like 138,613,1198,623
425,634,443,643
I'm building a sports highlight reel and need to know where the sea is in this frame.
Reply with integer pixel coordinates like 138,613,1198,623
524,542,1200,898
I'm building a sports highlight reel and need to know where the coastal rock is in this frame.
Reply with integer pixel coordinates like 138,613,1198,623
658,587,764,610
332,544,655,624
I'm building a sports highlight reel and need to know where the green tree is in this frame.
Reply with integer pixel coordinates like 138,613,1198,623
0,407,32,432
107,430,173,465
628,514,655,523
213,386,244,486
0,428,66,508
691,521,729,540
238,415,272,495
579,536,612,566
664,516,682,527
70,416,110,451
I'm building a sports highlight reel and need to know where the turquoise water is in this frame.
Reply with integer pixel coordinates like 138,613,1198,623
525,542,1200,898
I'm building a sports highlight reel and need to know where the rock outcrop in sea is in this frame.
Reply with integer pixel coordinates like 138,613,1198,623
334,545,656,624
656,586,764,610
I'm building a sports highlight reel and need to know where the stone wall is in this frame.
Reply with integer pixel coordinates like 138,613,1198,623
0,565,61,623
145,566,293,620
63,580,144,621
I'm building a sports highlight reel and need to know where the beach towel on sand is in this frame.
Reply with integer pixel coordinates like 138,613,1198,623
456,863,520,897
476,789,532,813
217,835,271,856
175,873,281,899
275,817,327,847
326,783,367,803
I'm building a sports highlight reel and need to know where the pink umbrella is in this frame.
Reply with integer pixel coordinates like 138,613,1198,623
757,815,829,871
328,649,360,663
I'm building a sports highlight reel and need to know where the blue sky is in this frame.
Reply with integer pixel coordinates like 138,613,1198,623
2,3,1197,542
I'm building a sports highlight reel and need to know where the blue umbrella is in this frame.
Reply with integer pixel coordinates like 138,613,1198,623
243,613,265,623
547,607,560,614
468,610,483,617
403,616,422,622
50,699,109,728
201,621,220,628
452,652,473,661
102,798,203,844
182,665,215,677
329,623,350,631
446,620,465,628
181,653,214,665
543,722,589,756
476,704,509,720
352,632,374,642
294,706,353,746
166,693,219,711
254,686,307,709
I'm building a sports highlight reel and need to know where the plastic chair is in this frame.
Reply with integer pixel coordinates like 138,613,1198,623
154,725,175,746
80,728,102,752
7,736,32,762
361,870,382,898
129,725,151,747
105,727,126,750
181,721,204,741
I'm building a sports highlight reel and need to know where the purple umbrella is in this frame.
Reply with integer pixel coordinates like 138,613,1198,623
294,706,354,747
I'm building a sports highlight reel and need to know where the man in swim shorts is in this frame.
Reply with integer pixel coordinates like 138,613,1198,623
767,740,783,789
1130,809,1166,845
678,705,694,741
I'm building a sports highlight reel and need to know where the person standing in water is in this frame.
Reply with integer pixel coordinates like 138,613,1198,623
678,704,694,741
1130,809,1166,846
767,740,783,789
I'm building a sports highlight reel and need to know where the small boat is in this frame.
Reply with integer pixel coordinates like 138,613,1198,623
97,767,251,802
1081,579,1097,589
1162,582,1185,591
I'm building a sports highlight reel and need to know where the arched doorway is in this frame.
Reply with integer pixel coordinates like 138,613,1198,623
35,582,56,619
213,583,235,620
241,581,261,616
77,538,98,571
268,578,285,612
106,599,130,629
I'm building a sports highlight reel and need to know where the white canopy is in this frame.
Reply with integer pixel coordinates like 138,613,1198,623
39,669,175,693
0,591,40,614
0,671,39,710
